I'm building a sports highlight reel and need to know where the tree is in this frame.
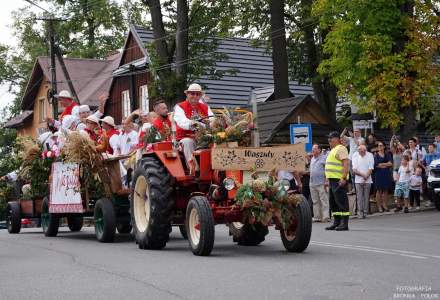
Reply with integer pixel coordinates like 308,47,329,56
270,0,290,99
236,0,339,120
314,0,440,139
142,0,236,105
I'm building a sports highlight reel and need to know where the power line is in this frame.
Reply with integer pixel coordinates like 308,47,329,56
23,0,51,14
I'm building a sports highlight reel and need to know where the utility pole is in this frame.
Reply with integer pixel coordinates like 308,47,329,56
55,46,80,104
48,19,58,120
37,16,67,120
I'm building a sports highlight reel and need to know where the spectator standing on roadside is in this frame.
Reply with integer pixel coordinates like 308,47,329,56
374,141,393,212
423,144,440,168
390,135,405,180
394,155,413,213
409,166,423,210
352,145,374,219
408,137,423,163
309,144,329,222
367,133,378,154
341,127,365,194
434,135,440,154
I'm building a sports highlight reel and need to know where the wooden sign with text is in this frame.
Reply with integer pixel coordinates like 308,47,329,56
211,144,306,171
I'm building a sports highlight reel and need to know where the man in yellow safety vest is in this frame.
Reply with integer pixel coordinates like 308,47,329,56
325,131,351,231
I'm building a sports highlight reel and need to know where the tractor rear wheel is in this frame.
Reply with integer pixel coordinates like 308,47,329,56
6,202,21,234
186,196,215,256
94,198,116,242
131,157,174,250
67,215,83,232
229,222,268,246
280,196,312,253
41,197,60,237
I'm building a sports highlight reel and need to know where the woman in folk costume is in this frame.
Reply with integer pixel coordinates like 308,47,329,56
173,83,214,174
80,115,108,153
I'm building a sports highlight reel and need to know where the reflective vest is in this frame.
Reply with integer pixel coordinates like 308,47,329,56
325,144,346,179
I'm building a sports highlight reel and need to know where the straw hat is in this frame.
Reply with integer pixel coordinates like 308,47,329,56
55,90,73,100
79,105,90,113
86,115,100,125
100,116,116,127
184,83,203,93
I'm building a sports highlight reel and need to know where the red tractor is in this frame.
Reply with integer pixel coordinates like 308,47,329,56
130,141,312,256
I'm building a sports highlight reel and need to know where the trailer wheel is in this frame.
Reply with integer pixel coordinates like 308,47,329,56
179,225,188,239
6,202,21,234
67,215,83,232
229,222,268,246
131,157,174,250
186,196,215,256
116,223,132,234
280,196,312,253
94,198,116,242
41,197,59,237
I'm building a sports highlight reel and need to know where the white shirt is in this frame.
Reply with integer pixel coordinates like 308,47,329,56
398,165,413,183
347,136,365,160
352,151,374,183
108,134,120,155
118,130,139,155
173,100,214,130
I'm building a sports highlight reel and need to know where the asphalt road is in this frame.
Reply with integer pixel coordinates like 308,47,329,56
1,210,439,300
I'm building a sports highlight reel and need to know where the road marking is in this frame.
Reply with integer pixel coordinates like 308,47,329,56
311,241,439,260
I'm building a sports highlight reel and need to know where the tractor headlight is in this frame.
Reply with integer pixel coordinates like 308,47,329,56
276,179,291,191
223,177,236,191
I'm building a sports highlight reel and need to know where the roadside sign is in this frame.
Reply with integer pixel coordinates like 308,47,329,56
290,123,312,152
353,120,373,130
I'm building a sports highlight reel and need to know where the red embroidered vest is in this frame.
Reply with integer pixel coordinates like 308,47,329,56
106,128,120,154
60,101,78,120
153,116,172,141
176,100,208,140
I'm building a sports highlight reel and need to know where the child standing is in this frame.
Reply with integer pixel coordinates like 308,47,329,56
409,167,423,210
394,155,413,213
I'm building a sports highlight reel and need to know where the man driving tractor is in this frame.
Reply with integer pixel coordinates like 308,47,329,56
173,83,214,174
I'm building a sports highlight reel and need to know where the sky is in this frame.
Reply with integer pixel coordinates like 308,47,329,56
0,1,46,112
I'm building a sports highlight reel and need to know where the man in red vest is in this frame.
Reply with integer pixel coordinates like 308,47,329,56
100,116,120,155
152,99,172,141
56,90,79,120
174,83,214,173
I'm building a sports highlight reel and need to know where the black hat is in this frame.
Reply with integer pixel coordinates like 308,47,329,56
328,131,340,139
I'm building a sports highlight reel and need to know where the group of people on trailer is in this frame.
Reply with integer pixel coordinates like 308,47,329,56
37,83,214,176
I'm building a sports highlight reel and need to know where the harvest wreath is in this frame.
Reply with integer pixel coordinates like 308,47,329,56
233,171,303,233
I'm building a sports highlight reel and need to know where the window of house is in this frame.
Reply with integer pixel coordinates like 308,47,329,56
38,97,46,122
122,90,130,118
139,85,149,112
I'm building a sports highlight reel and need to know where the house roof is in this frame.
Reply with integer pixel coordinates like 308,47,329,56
21,54,120,110
2,110,33,129
130,26,314,108
255,95,336,144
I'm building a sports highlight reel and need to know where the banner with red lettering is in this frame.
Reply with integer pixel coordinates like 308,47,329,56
49,162,83,213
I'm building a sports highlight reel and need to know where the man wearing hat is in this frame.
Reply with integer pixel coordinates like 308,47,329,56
100,116,120,155
325,131,351,231
173,83,214,173
56,90,78,120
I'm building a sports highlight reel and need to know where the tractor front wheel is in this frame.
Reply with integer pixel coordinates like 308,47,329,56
131,157,174,250
94,198,116,242
229,222,268,246
6,202,21,234
41,197,60,237
280,196,312,253
186,196,215,256
67,215,83,232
